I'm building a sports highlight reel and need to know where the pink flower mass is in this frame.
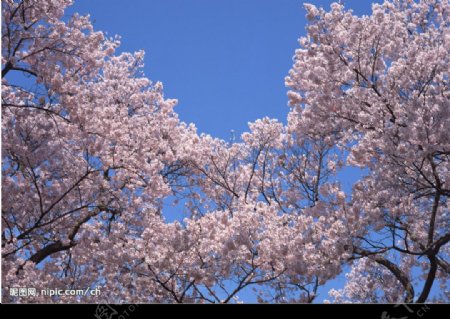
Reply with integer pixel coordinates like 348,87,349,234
1,0,449,303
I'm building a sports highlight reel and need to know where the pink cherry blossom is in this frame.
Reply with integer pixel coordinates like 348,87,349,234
2,0,448,303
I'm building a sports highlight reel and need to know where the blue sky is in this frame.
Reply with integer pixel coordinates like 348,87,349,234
65,0,386,303
67,0,379,140
66,0,372,222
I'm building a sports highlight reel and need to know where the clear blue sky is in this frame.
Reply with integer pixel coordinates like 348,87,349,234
65,0,392,303
67,0,373,224
67,0,378,140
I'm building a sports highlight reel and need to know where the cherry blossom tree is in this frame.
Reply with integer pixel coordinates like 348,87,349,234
286,0,449,303
2,0,197,302
2,0,449,304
